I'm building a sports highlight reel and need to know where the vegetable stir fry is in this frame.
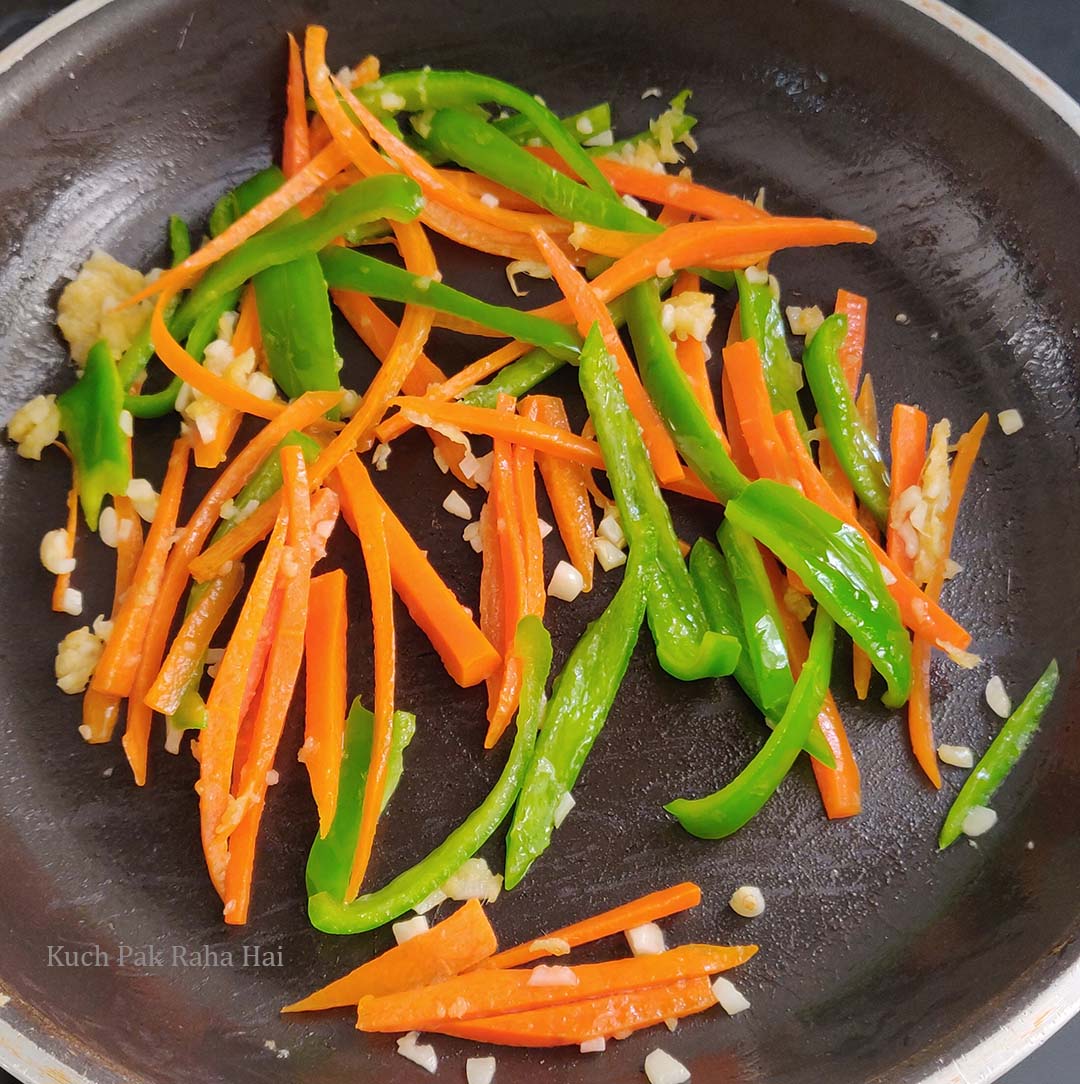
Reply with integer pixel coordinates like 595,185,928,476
7,25,1058,1066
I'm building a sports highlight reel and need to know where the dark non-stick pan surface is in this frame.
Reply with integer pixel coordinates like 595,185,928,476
0,2,1078,1082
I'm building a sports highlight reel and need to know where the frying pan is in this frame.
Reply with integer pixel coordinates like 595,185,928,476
0,1,1078,1082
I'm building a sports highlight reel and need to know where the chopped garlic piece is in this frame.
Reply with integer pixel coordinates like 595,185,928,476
598,511,626,548
506,260,552,298
466,1056,497,1084
580,1037,606,1053
127,478,160,522
395,1032,437,1074
785,304,825,341
463,521,483,553
479,192,500,208
40,529,75,575
644,1049,691,1084
392,915,430,945
985,675,1011,718
372,443,391,471
60,588,84,616
712,976,751,1014
529,937,571,957
594,537,627,571
443,857,502,902
621,194,649,217
442,490,472,519
998,409,1023,435
938,744,974,769
962,805,998,838
548,560,584,601
729,885,765,918
55,625,106,694
527,965,578,987
626,922,666,957
538,518,553,540
641,86,662,100
7,394,60,459
660,291,715,342
553,791,576,827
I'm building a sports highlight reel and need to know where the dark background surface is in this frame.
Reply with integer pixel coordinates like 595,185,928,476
0,1,1076,1082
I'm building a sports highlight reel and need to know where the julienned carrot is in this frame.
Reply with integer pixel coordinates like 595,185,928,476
482,882,702,970
91,438,191,699
118,142,350,311
357,945,757,1033
722,339,799,488
193,286,261,469
390,396,717,504
50,484,78,613
521,396,594,592
438,169,544,213
818,434,855,511
908,412,989,787
283,899,497,1012
484,396,529,748
200,515,289,897
763,554,862,819
568,222,648,259
330,289,471,481
721,315,757,480
835,289,868,392
283,32,311,179
887,404,928,578
434,976,718,1046
514,442,545,619
478,498,503,712
144,561,245,715
672,273,727,445
374,338,531,445
528,146,767,223
304,569,349,839
333,452,501,688
111,495,144,609
773,410,971,653
345,463,396,901
221,449,314,923
531,226,685,485
528,216,877,327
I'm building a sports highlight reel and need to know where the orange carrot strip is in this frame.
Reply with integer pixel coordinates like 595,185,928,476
514,441,545,619
357,945,757,1033
835,288,868,393
375,339,531,445
478,498,504,715
722,339,800,487
531,226,684,484
720,310,758,480
330,289,470,480
529,146,767,222
908,413,989,787
119,143,349,310
521,396,594,592
763,554,862,819
887,404,928,578
110,495,144,609
483,882,702,971
221,450,313,923
283,899,497,1012
200,514,288,896
483,395,529,748
567,222,649,259
818,434,856,511
80,689,122,746
144,561,244,715
672,272,726,445
333,453,500,688
50,484,78,613
438,169,544,212
773,410,971,652
344,473,396,901
304,569,349,839
90,438,190,699
435,976,718,1046
283,32,311,178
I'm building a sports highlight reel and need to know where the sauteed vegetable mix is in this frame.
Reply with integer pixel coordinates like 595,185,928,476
9,26,1058,1070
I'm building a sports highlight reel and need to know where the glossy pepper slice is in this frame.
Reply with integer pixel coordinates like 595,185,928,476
308,615,552,933
319,246,582,361
504,545,651,890
425,108,657,233
306,699,417,901
802,312,890,526
666,607,835,838
578,324,740,681
938,659,1059,850
628,279,748,503
463,349,564,408
725,478,911,707
172,174,424,338
57,339,131,530
735,270,809,434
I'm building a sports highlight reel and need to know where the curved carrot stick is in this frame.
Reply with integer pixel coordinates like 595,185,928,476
835,289,868,392
283,33,311,178
672,272,726,444
886,404,928,578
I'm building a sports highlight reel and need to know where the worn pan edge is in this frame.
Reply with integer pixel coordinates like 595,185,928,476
0,1,1076,1083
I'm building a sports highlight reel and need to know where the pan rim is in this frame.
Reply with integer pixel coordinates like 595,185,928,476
0,1,1076,1083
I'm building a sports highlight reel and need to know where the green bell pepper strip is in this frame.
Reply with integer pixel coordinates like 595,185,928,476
306,699,417,900
168,215,192,266
735,271,808,434
462,348,564,408
802,312,890,526
225,166,343,405
938,659,1060,850
165,430,322,737
688,539,835,768
361,70,616,198
504,548,651,890
319,246,582,361
57,339,131,531
627,279,748,503
494,101,612,147
578,324,740,681
666,608,835,839
308,615,552,933
172,174,425,339
716,518,794,720
725,478,911,708
426,108,658,234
